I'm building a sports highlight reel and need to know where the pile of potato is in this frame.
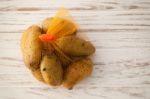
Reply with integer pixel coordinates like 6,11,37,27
21,12,95,89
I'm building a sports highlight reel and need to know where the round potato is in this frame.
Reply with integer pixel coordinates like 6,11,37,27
55,36,95,56
40,55,63,86
63,58,93,89
21,25,42,70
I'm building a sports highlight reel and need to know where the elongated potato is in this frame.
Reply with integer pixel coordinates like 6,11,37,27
52,43,72,68
42,42,54,56
55,36,95,56
40,55,63,86
63,58,93,89
31,69,44,82
21,25,42,70
42,17,53,33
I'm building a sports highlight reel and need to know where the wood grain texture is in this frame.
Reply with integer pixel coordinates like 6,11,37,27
0,0,150,99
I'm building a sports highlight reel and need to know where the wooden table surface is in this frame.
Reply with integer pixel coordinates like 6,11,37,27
0,0,150,99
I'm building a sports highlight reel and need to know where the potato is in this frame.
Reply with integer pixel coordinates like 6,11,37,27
42,42,54,56
31,69,44,82
42,17,53,33
52,43,72,68
54,51,71,68
40,55,63,86
21,25,42,70
55,36,95,56
63,58,93,89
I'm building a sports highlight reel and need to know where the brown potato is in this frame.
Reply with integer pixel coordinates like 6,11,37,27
63,58,93,89
31,69,44,82
40,55,63,86
55,36,95,56
52,43,72,68
54,51,71,68
21,25,42,70
42,17,53,33
42,42,54,56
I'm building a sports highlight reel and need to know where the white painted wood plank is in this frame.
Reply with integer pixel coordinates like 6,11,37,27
0,87,150,99
0,11,150,33
0,0,150,11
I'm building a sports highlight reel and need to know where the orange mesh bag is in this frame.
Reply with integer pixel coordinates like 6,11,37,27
46,8,78,38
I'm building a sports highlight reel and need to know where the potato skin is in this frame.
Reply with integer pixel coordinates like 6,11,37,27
52,43,72,68
42,42,54,56
63,58,93,89
40,55,63,86
21,25,42,71
31,69,44,82
42,17,53,33
55,36,95,56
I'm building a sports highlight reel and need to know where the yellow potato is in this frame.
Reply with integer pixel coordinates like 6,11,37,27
52,43,72,68
54,51,71,68
21,25,42,70
55,36,95,56
42,42,54,56
31,69,44,82
42,17,53,33
63,58,93,89
40,55,63,86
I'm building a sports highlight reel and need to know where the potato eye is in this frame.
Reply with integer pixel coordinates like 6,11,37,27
81,42,85,46
43,68,46,71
